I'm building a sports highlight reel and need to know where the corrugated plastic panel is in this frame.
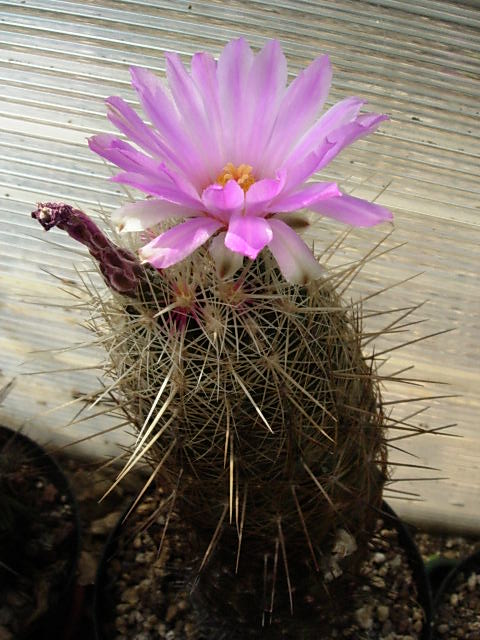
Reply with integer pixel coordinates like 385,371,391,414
0,0,479,531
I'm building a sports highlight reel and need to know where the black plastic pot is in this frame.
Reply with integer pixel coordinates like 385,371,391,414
94,497,433,640
380,502,433,640
0,425,81,640
425,556,457,600
429,550,480,639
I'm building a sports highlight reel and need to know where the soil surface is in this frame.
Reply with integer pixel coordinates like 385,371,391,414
97,494,427,640
56,456,480,640
433,561,480,640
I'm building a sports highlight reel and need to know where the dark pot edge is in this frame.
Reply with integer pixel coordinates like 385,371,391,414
432,549,480,608
379,501,434,640
0,424,82,640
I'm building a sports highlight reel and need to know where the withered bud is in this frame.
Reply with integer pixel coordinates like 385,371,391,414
32,202,144,297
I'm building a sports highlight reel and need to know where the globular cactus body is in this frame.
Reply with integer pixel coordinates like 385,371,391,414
101,249,387,630
32,204,387,635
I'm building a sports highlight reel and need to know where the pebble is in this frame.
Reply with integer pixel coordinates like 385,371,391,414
413,619,423,634
354,605,373,630
413,608,423,621
373,552,386,564
166,604,180,622
115,603,129,614
122,586,138,605
371,576,386,589
376,604,389,622
467,573,477,591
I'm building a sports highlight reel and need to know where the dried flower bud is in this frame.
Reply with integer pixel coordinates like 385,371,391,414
32,202,143,297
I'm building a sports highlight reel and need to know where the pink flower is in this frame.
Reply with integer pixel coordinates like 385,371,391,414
89,39,392,283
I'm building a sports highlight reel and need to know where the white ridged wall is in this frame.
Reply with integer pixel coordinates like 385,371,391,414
0,0,479,531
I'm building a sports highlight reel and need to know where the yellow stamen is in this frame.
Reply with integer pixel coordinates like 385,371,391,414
216,162,256,193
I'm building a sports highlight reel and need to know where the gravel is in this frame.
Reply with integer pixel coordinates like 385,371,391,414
60,456,480,640
96,495,427,640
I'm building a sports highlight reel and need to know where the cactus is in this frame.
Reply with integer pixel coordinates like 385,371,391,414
33,203,391,636
31,38,410,637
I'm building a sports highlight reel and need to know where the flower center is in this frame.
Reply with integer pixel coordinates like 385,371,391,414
216,162,255,193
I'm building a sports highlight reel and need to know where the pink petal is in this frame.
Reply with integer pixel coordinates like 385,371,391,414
140,217,223,269
281,140,335,192
88,134,161,175
283,107,388,183
309,193,393,227
130,66,209,187
264,55,332,173
160,163,204,203
267,218,325,284
209,232,244,278
225,214,273,260
111,170,203,210
244,170,286,217
111,199,198,233
191,52,221,119
165,52,222,174
283,97,366,170
269,181,340,213
316,113,389,171
105,96,170,159
243,40,287,166
201,180,245,223
217,38,254,164
191,52,224,161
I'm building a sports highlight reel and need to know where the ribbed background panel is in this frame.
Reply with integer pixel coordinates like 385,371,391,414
0,0,479,531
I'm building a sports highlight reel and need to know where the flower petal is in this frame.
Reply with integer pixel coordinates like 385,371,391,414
191,52,224,161
283,106,388,183
191,52,221,118
225,215,273,260
111,199,198,233
88,134,161,175
105,96,169,159
165,52,222,173
217,38,254,164
264,54,332,173
245,170,286,217
267,218,324,284
269,181,340,213
111,170,203,210
316,113,389,171
209,232,244,278
309,193,393,227
201,180,245,223
130,66,209,187
140,217,223,269
283,97,366,170
281,140,335,192
243,40,287,166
